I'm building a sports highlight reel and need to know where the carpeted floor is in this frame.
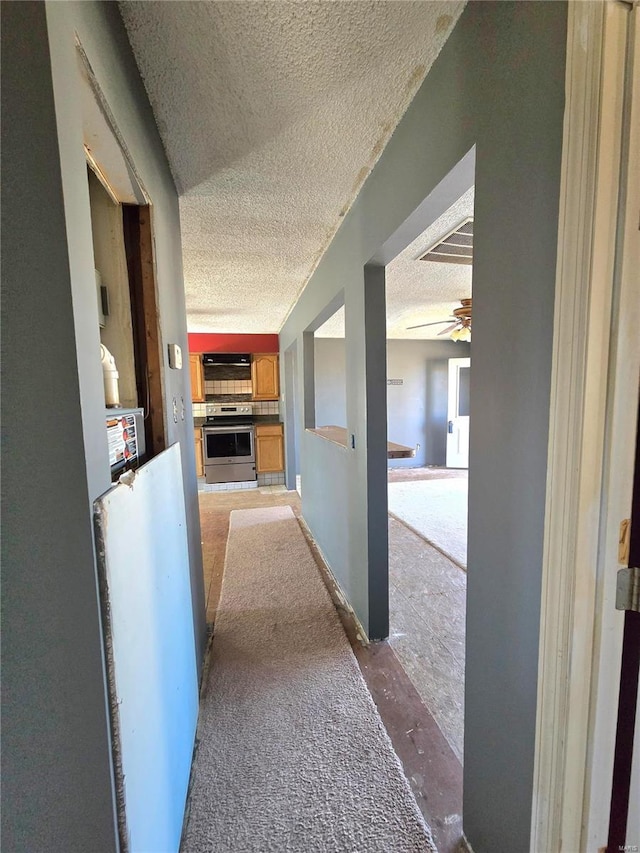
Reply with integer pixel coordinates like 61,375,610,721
387,478,468,569
182,506,437,853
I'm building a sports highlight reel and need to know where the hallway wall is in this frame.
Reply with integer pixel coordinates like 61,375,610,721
279,3,567,850
2,3,206,849
2,5,118,849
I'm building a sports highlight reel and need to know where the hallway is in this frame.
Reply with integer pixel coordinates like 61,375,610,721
196,489,464,851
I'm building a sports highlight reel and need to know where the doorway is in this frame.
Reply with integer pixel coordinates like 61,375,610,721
447,357,470,469
382,185,473,781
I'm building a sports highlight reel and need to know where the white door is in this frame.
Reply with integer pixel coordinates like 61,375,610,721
446,357,470,468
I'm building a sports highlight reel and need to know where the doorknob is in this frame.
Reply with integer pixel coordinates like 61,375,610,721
448,420,454,434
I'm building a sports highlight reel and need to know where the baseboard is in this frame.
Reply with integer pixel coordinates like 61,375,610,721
296,514,370,646
458,833,475,853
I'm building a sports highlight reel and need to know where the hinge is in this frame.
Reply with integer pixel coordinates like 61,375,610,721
616,567,640,612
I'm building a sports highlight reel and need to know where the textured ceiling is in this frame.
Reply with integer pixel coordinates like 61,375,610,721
315,187,474,339
119,1,465,333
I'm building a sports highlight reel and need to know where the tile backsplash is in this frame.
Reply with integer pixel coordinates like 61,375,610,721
253,401,280,415
205,379,252,396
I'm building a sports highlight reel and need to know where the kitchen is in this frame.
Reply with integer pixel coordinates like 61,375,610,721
189,336,284,491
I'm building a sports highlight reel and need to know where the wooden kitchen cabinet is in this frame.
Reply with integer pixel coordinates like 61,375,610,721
251,353,279,401
189,353,204,402
194,427,204,477
255,423,284,473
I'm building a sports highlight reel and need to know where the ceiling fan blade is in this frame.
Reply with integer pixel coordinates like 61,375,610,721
406,319,454,330
437,323,459,336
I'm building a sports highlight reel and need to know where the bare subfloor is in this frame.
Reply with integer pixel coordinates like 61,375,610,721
387,466,467,762
198,482,463,852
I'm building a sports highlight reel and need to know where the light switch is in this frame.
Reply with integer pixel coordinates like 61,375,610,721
168,343,183,369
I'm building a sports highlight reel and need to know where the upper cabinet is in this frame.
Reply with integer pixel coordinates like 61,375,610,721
252,353,279,400
189,353,204,402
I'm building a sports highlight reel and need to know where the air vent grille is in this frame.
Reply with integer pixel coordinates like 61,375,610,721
419,218,473,265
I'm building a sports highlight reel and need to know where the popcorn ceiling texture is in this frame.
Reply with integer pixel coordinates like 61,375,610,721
119,1,465,334
315,187,474,339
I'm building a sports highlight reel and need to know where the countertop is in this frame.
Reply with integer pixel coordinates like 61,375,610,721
193,414,281,428
307,425,415,459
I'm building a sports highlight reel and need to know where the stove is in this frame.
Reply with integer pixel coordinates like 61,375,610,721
202,403,256,484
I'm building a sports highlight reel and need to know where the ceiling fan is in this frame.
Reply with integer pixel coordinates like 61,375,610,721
407,298,472,341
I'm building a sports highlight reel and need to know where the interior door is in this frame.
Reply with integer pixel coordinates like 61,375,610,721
607,398,640,850
607,9,640,846
446,357,470,468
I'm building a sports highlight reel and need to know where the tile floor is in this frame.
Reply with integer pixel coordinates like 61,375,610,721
197,475,286,493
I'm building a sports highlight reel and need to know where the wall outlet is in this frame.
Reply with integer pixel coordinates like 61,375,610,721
168,343,182,369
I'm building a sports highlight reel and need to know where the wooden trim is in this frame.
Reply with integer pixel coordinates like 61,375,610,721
587,5,640,845
122,205,166,457
532,3,632,851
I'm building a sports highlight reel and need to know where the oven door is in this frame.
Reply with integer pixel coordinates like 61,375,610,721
203,425,255,465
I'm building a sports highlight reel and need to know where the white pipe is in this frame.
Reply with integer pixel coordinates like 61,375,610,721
101,343,121,407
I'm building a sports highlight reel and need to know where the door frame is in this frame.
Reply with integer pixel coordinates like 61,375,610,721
532,2,639,850
283,340,300,492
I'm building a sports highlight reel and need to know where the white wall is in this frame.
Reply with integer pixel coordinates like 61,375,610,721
95,445,198,853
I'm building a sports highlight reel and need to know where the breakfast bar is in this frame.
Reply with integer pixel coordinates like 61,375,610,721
308,425,416,459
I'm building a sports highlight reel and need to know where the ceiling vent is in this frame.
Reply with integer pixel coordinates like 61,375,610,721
419,217,473,265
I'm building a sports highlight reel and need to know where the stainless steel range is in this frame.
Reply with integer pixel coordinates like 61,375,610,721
202,403,256,484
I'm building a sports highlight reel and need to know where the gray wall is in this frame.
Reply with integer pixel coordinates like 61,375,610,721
388,339,470,466
280,3,567,850
314,338,347,428
315,338,470,466
2,4,118,849
2,2,206,849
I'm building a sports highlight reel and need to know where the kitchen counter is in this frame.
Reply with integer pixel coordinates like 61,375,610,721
253,414,281,424
307,425,415,459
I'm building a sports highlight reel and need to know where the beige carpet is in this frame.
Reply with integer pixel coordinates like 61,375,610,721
387,478,468,569
182,506,436,853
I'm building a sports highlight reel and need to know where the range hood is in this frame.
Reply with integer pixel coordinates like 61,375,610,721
202,353,251,366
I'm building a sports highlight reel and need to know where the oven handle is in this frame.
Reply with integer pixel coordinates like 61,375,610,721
202,425,254,433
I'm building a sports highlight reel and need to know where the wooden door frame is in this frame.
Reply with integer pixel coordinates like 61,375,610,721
78,37,167,465
122,204,167,459
532,2,639,850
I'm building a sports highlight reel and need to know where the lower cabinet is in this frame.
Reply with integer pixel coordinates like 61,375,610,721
194,427,204,477
255,423,284,473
